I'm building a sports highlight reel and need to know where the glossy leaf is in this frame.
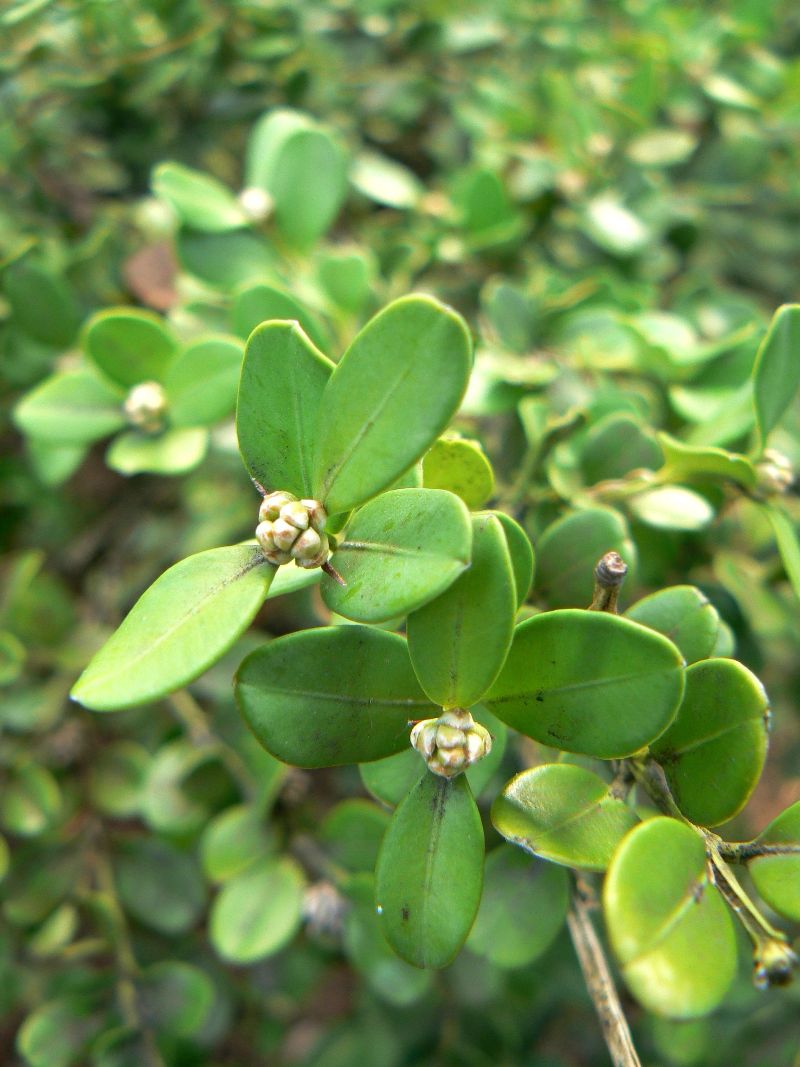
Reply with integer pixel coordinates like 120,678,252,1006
657,432,756,489
71,544,274,711
482,510,534,607
163,335,244,427
651,659,769,826
236,320,334,498
264,559,323,599
422,436,495,508
210,856,305,963
753,304,800,447
375,771,484,969
322,488,472,623
236,625,435,766
152,162,246,231
360,749,424,807
313,295,473,514
535,507,636,608
486,610,685,758
13,370,125,445
231,282,330,352
106,427,208,475
492,764,638,870
604,817,737,1018
748,801,800,921
83,308,178,389
467,846,569,968
629,486,714,531
407,513,515,707
625,585,720,664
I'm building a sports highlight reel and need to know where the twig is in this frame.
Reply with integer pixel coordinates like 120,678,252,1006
567,882,643,1067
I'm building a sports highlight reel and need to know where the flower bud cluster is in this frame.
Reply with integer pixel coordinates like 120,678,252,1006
755,449,795,498
255,491,329,568
410,707,492,779
124,381,168,434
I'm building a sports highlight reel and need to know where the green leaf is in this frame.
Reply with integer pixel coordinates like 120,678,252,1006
87,741,150,817
176,229,274,291
492,764,639,870
236,625,434,766
4,260,81,347
422,436,495,508
604,817,737,1018
761,503,800,602
163,335,244,427
14,371,125,444
748,801,800,921
481,510,534,607
83,309,178,389
322,488,472,623
467,846,569,968
200,804,273,884
231,282,330,353
486,610,685,758
320,800,390,872
313,295,473,514
137,961,214,1037
375,771,484,969
625,585,720,665
71,544,274,711
407,513,515,707
343,875,432,1007
535,507,636,609
318,249,373,314
580,414,662,484
17,998,102,1067
210,856,305,963
114,838,205,935
651,659,769,827
0,762,62,837
657,432,757,489
753,304,800,447
236,320,334,498
152,162,246,231
629,486,715,531
246,109,347,247
106,427,208,475
26,439,88,486
265,559,323,599
464,706,508,798
350,151,423,209
360,749,424,807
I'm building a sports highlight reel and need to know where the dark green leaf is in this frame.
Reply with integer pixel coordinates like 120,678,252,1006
236,320,334,498
535,507,636,609
320,800,390,872
375,771,484,969
114,839,205,935
236,625,434,766
71,545,274,711
625,585,720,664
481,510,534,607
492,763,638,870
313,295,473,514
4,260,81,347
137,961,215,1036
486,610,685,758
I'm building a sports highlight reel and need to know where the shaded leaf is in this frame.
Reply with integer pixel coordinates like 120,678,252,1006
625,585,720,664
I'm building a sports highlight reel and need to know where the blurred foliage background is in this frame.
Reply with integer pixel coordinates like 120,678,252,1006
2,1,800,1064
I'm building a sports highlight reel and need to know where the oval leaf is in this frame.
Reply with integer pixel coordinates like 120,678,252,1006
322,488,472,623
651,659,769,826
71,545,274,711
604,817,737,1018
152,162,246,232
535,507,636,608
236,625,435,767
482,509,534,607
753,304,800,447
231,282,330,353
83,308,178,389
313,295,473,514
422,436,495,509
237,320,334,498
210,856,305,963
492,764,638,870
14,370,125,445
163,335,244,428
749,801,800,921
625,585,720,665
467,845,569,968
375,771,484,969
486,610,685,758
407,513,515,707
106,427,208,476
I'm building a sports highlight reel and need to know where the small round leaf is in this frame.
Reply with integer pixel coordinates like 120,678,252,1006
625,585,720,665
748,801,800,921
422,437,495,509
210,856,305,963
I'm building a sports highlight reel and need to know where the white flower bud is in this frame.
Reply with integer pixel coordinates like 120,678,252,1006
259,491,297,523
410,709,492,779
272,517,300,551
123,381,168,434
255,520,277,554
238,186,273,223
292,527,322,561
755,449,794,498
300,499,328,533
281,501,310,530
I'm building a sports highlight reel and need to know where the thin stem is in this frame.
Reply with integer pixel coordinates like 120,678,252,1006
168,690,257,801
588,551,628,614
567,880,642,1067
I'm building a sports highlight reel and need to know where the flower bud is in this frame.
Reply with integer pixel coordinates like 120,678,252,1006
410,708,492,779
238,186,273,223
124,381,168,434
272,517,300,551
281,501,310,530
259,491,297,523
255,520,276,553
754,937,798,989
755,449,794,499
300,499,328,533
292,527,322,561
